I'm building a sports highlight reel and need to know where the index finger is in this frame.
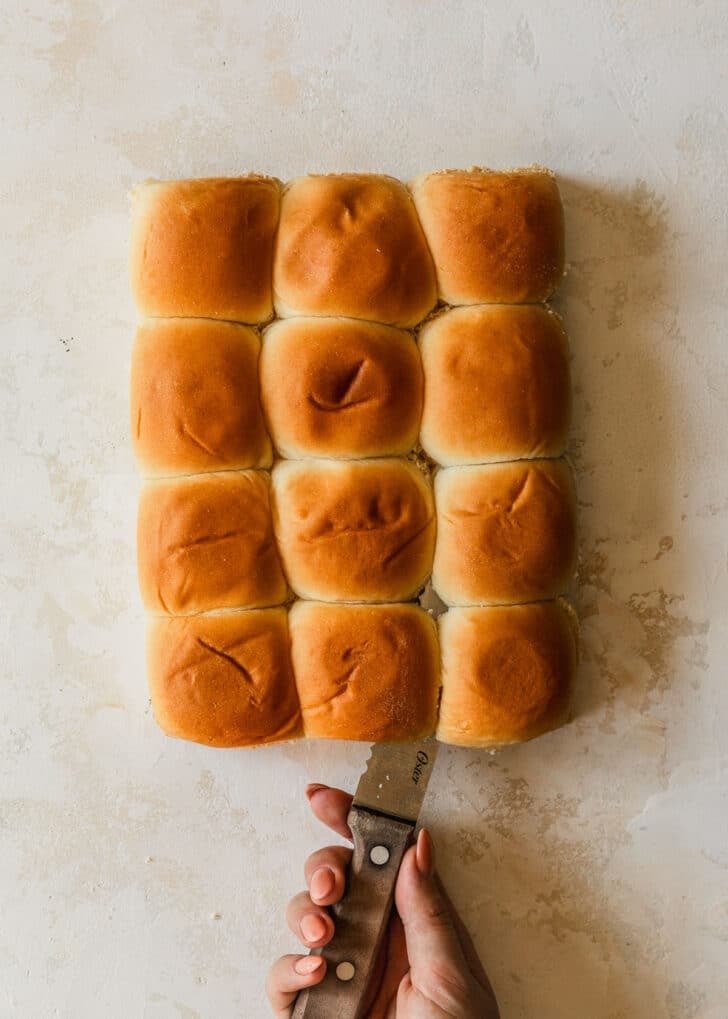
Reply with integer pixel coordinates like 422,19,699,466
305,784,354,840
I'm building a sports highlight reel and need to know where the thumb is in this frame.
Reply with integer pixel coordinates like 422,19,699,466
394,829,474,1009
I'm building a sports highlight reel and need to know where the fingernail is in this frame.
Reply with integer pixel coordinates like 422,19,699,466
310,866,335,903
300,913,327,943
295,954,324,975
416,828,435,878
305,783,328,801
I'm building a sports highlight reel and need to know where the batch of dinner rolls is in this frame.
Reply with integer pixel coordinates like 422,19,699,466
129,169,578,750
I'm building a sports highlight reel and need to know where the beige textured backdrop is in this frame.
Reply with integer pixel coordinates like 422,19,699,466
2,1,727,1016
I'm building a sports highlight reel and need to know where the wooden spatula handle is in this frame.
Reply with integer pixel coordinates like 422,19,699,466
291,805,414,1019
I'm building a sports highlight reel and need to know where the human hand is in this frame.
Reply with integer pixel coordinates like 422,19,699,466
266,784,499,1018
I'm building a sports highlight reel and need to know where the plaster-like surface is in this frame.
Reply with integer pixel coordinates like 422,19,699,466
2,2,727,1016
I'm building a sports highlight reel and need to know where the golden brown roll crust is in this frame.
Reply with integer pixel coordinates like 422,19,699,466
419,305,571,465
271,459,435,602
130,318,272,476
260,317,423,459
273,174,437,326
410,169,564,304
130,177,280,322
433,460,576,605
138,471,288,615
147,609,301,747
289,601,439,741
436,602,577,747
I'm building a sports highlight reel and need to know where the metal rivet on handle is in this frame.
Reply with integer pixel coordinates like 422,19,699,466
336,961,356,982
369,845,390,866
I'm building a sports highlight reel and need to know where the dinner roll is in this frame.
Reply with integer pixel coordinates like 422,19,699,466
130,318,272,476
289,601,439,741
147,609,301,747
419,305,570,465
433,460,576,605
437,602,577,747
138,471,288,615
410,168,564,304
273,174,437,326
260,317,422,459
130,176,280,322
271,459,435,602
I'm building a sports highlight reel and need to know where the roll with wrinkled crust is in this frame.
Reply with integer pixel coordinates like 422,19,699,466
433,460,576,606
260,317,422,459
410,168,564,304
130,318,272,476
130,176,280,322
147,609,301,747
138,471,288,615
271,459,436,603
289,601,440,741
419,304,571,465
273,174,437,326
436,601,577,748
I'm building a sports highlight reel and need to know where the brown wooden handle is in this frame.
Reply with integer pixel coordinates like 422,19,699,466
291,805,414,1019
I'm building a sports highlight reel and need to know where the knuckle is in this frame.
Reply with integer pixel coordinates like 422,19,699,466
422,898,455,930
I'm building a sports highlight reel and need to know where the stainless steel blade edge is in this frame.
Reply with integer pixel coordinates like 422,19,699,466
353,737,439,823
